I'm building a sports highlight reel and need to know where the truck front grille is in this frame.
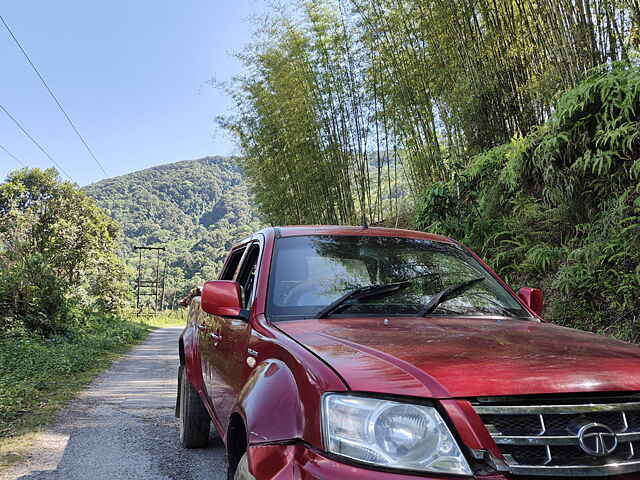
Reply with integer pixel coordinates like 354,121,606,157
472,396,640,476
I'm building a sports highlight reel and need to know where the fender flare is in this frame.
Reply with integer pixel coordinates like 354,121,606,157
236,359,304,444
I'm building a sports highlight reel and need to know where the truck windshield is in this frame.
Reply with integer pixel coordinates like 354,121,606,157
267,235,531,320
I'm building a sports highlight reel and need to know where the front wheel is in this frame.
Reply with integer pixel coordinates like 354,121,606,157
179,367,211,448
234,453,256,480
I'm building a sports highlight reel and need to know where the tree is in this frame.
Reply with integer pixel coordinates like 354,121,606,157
0,168,129,334
219,0,639,224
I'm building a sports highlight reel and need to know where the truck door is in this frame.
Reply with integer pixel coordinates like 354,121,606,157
199,246,245,422
211,241,260,430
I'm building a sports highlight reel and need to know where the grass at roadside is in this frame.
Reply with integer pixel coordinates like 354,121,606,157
0,312,184,470
132,311,186,328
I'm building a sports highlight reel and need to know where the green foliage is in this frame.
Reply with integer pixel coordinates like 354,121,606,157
529,63,640,205
83,156,263,303
0,169,130,334
0,315,149,439
416,65,640,338
219,2,405,225
221,0,637,224
551,195,640,332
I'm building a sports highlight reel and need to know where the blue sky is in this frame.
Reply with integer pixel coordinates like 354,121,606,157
0,1,264,186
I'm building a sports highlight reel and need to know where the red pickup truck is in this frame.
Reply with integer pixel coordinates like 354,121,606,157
177,226,640,480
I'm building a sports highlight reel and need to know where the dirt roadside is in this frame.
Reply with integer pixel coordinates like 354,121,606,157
1,327,226,480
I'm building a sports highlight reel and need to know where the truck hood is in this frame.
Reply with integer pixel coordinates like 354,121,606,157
276,316,640,398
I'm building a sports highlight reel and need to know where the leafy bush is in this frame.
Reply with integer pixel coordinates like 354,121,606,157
0,315,149,439
416,63,640,338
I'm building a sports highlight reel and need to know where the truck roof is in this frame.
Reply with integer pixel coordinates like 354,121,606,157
233,225,457,250
272,225,456,243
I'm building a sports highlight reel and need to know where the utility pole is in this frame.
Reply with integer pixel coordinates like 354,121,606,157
134,246,166,316
160,259,167,311
136,248,143,313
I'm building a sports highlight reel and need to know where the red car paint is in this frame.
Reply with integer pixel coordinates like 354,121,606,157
200,280,244,318
247,443,507,479
276,316,640,398
179,226,640,479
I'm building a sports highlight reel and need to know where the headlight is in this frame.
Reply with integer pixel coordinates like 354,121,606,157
322,394,472,476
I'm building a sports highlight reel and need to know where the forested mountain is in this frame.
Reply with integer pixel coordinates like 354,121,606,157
84,156,262,304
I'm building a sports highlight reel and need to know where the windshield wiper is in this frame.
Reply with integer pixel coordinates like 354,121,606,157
417,277,485,317
316,280,413,319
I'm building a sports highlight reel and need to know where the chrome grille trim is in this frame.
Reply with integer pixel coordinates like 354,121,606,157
472,397,640,477
474,402,640,414
492,431,640,445
509,460,640,476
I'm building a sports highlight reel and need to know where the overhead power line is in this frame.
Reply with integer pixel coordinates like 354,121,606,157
0,143,27,167
1,14,108,177
0,103,74,181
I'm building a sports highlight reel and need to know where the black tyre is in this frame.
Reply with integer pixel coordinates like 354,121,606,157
233,453,256,480
179,367,211,448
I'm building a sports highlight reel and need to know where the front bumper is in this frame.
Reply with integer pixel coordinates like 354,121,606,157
247,443,504,480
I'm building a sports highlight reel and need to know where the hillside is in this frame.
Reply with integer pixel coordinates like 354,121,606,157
84,156,262,302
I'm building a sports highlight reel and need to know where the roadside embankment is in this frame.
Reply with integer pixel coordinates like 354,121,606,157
0,313,183,471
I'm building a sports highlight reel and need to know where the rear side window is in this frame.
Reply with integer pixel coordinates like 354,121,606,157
236,244,260,308
220,247,245,280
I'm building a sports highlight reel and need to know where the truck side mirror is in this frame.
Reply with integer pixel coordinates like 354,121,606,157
517,287,544,316
201,280,248,320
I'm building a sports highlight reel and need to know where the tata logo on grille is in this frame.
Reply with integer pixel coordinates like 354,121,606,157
577,423,618,457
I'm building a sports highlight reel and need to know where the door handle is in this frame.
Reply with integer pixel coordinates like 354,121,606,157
209,332,222,341
197,324,207,331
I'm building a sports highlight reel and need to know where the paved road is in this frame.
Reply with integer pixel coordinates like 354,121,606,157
2,327,226,480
